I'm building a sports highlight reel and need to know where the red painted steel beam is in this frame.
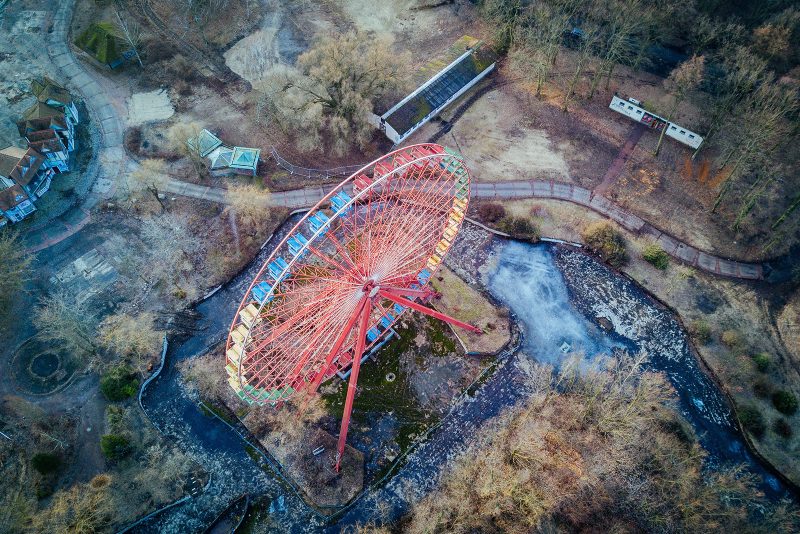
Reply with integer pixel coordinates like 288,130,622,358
381,285,439,300
305,296,368,397
335,298,372,472
378,289,482,334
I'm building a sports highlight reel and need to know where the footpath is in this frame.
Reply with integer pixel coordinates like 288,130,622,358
24,1,762,281
22,0,125,252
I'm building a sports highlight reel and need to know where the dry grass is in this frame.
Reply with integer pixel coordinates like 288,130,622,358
496,196,800,484
430,266,511,354
405,355,800,533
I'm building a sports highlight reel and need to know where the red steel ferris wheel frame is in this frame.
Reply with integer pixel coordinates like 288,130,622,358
224,143,479,471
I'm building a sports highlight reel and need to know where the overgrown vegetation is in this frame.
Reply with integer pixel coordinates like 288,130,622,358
0,231,32,331
99,364,139,402
738,404,766,438
581,221,627,267
772,390,799,415
100,434,131,460
497,216,540,241
262,31,409,155
484,0,800,253
642,243,669,269
405,354,799,532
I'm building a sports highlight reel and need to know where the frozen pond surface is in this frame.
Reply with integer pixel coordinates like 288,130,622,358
487,241,783,493
132,230,789,532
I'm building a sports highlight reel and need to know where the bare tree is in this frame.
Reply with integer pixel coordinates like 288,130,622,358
128,158,168,210
30,474,113,533
654,55,705,156
712,81,798,212
139,213,200,288
167,122,205,174
224,184,271,232
588,0,651,98
0,232,32,328
562,22,602,112
33,290,96,359
114,8,143,68
98,312,162,376
511,3,570,97
694,47,768,158
263,32,409,155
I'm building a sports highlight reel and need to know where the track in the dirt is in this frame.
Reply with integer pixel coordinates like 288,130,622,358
127,0,237,82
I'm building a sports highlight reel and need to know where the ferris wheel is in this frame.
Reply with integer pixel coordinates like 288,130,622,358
225,143,480,471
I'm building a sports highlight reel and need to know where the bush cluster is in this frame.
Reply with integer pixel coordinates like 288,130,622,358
642,243,669,269
476,202,507,223
498,216,540,241
752,353,770,373
720,329,742,349
752,379,771,399
31,452,61,475
100,434,131,460
774,418,793,438
100,364,139,402
772,390,798,415
738,404,766,438
689,320,712,344
582,221,627,267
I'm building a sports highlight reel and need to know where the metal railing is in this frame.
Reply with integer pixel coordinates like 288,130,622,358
270,147,364,180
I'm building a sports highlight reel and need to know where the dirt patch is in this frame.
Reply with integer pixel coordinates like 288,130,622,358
445,88,570,183
259,427,363,508
430,266,510,353
126,89,175,126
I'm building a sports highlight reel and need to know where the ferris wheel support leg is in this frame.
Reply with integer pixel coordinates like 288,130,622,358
335,298,372,472
305,297,368,399
377,289,483,335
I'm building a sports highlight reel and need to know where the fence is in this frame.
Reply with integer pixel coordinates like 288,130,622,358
270,147,364,180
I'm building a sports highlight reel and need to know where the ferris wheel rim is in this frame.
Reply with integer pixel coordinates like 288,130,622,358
226,143,471,402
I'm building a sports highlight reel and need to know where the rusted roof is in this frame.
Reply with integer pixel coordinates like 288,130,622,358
22,102,65,121
0,184,29,211
32,77,73,106
17,116,68,137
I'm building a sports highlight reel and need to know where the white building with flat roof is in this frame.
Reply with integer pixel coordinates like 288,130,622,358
609,95,703,149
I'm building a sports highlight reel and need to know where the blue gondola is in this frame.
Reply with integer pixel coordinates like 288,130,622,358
287,233,309,258
366,327,380,342
380,312,395,329
268,257,290,283
308,212,330,235
330,191,353,214
418,268,431,284
252,281,273,304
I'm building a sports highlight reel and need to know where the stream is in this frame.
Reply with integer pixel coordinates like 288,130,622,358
132,224,790,532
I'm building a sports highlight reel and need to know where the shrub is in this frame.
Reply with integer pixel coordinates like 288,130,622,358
100,434,131,460
752,353,770,373
498,216,540,241
31,452,61,475
753,379,771,399
99,365,139,402
476,202,506,223
720,330,742,350
738,404,766,438
774,418,793,438
642,243,669,270
772,390,798,415
689,320,712,344
582,221,627,267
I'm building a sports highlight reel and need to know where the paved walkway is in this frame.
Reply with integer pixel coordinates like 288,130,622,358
23,0,125,252
594,124,645,196
29,1,761,281
162,177,763,280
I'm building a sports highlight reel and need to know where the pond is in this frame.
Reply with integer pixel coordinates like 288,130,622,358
30,352,61,379
133,225,791,533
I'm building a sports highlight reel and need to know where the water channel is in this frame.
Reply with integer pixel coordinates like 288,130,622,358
133,221,790,532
